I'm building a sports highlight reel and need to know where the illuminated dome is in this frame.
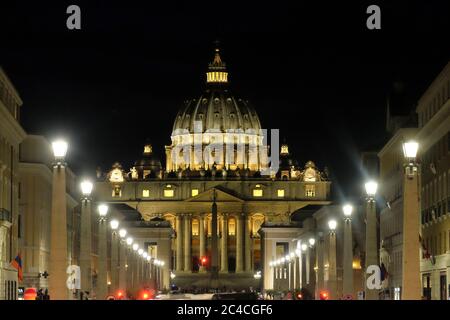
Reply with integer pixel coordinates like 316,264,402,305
132,144,162,179
172,48,261,134
167,46,267,173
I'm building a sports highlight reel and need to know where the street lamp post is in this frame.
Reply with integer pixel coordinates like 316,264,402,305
125,237,133,293
307,238,316,299
315,232,325,300
118,229,127,295
401,140,421,300
79,180,93,298
49,140,69,300
97,204,109,299
364,181,379,300
132,243,139,292
343,204,354,298
142,252,148,286
138,248,144,286
110,219,119,294
301,243,308,290
327,220,337,299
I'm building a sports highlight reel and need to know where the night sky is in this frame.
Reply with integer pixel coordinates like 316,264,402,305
1,1,449,201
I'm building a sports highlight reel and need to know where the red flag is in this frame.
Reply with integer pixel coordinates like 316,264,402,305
11,253,23,282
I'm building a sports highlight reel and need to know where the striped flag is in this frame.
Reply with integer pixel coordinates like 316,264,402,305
11,253,23,282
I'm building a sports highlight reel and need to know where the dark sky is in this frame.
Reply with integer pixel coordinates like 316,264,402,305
1,1,449,201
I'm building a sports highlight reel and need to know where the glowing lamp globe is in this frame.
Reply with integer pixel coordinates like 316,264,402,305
365,181,378,197
119,229,127,238
110,219,119,230
403,140,419,159
52,140,68,159
343,204,353,217
126,237,133,246
80,180,93,196
98,204,109,217
328,219,337,231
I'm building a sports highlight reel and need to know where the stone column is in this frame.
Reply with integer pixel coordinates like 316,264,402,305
328,231,337,300
48,164,69,300
220,213,228,272
97,218,108,300
301,249,307,288
111,231,119,292
365,198,378,300
293,254,299,290
431,270,440,300
79,198,92,295
308,246,316,297
343,217,354,297
447,266,450,300
0,164,5,210
236,213,244,273
176,214,183,272
288,260,294,290
184,214,192,272
401,166,421,300
199,215,206,272
126,248,132,293
316,235,325,300
245,214,252,272
211,200,219,278
119,241,127,292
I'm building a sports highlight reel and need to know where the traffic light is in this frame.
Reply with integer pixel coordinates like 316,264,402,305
319,291,329,300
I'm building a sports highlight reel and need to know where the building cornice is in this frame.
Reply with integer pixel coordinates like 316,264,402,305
19,162,53,184
377,128,419,158
416,102,450,152
0,102,26,145
416,61,450,112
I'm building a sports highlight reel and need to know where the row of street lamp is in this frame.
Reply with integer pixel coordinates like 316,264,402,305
50,139,166,299
268,140,420,300
80,179,166,299
49,138,420,299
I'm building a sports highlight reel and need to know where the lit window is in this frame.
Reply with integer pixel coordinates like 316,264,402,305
164,189,174,198
192,219,199,236
277,189,285,197
228,218,236,236
112,185,121,197
142,189,150,198
305,185,315,197
191,189,199,197
253,189,263,197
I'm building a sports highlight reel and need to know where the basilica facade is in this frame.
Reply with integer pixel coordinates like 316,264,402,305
93,48,332,290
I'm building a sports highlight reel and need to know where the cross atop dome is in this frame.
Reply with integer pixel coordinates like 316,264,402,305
206,41,228,84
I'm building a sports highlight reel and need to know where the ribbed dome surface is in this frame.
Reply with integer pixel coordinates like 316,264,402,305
172,89,261,134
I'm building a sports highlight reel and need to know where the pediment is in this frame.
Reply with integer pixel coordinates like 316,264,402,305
185,187,244,203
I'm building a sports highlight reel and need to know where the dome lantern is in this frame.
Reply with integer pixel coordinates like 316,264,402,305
206,45,228,84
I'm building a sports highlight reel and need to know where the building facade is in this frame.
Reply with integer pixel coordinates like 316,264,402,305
378,60,450,300
0,67,26,300
93,48,332,291
417,62,450,300
378,128,418,299
18,135,79,294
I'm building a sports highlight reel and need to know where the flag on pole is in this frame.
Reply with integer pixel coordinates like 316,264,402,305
11,253,23,282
